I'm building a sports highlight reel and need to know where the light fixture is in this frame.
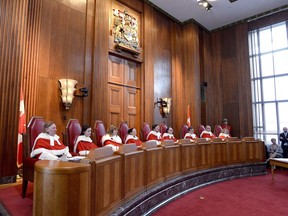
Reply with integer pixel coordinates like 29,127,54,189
197,0,212,11
156,98,172,118
58,79,78,110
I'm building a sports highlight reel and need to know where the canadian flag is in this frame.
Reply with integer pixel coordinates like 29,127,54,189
187,105,191,127
17,90,26,168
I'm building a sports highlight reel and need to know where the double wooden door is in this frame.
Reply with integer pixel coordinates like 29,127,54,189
107,55,141,129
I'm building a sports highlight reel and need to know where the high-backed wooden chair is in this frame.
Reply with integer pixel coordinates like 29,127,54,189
214,125,223,137
140,122,151,141
198,124,205,137
93,120,106,147
159,122,168,136
22,116,45,198
63,119,81,154
180,124,189,139
119,121,129,143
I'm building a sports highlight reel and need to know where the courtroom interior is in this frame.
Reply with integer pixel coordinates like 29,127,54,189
1,0,288,215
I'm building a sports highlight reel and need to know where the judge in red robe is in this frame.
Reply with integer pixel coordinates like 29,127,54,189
30,121,71,160
221,118,232,136
125,128,142,146
162,127,178,143
147,124,163,145
74,125,98,155
200,125,216,139
218,128,231,140
102,125,122,151
184,127,198,141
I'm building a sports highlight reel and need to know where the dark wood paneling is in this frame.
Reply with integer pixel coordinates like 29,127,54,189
204,22,252,138
0,0,29,179
171,22,201,137
142,3,156,125
248,9,288,31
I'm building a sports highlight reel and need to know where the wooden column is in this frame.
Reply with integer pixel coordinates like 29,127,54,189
33,160,90,216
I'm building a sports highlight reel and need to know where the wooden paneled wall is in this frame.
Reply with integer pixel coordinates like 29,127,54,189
0,0,29,179
202,23,253,138
0,0,286,180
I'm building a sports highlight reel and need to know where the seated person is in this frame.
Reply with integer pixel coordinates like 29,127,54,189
218,128,231,140
101,125,122,151
162,127,178,143
125,128,142,146
200,125,216,139
184,127,198,141
73,125,98,155
30,121,72,160
147,124,163,145
221,118,232,136
267,138,283,160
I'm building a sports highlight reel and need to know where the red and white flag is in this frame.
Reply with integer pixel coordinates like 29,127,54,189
17,90,26,168
187,105,191,127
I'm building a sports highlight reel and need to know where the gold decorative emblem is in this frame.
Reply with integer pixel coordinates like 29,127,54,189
112,9,139,53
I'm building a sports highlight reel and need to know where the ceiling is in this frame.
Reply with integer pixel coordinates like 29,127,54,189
147,0,288,31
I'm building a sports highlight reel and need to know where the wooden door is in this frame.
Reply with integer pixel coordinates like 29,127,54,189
108,55,140,129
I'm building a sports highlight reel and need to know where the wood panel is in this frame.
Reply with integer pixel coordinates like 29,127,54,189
91,0,110,126
108,84,124,126
163,145,181,179
172,22,201,137
227,140,245,164
212,140,228,167
243,139,265,162
121,151,145,202
33,161,90,216
125,61,140,88
107,54,141,128
144,147,164,189
36,0,89,133
180,143,197,173
108,55,124,84
124,87,139,128
0,0,29,180
196,142,212,170
90,155,123,216
142,3,156,125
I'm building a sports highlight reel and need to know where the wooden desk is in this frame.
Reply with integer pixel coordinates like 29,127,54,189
270,158,288,181
33,160,90,216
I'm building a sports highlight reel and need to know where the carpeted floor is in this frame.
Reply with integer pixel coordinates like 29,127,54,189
152,169,288,216
0,182,33,216
0,170,287,216
0,201,10,216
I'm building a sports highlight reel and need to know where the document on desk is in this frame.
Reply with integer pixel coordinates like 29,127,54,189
68,156,86,161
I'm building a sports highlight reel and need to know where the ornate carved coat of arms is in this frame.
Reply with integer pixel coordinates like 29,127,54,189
112,9,139,53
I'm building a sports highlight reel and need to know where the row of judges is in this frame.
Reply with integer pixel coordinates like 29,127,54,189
30,121,232,161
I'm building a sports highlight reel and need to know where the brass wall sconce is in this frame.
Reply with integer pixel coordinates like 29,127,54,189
58,79,78,110
156,97,172,118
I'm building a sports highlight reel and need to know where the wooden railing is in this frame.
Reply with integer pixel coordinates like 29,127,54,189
82,137,265,216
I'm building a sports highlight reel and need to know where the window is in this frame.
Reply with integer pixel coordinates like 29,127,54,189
249,21,288,145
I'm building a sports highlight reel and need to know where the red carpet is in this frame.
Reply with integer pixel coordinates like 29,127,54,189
0,183,33,216
153,170,288,216
0,171,287,216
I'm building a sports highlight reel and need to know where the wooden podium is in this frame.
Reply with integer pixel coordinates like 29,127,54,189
33,160,90,216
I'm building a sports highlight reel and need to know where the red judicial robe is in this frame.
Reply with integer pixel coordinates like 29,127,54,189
74,135,98,155
162,133,178,142
184,133,198,140
31,133,71,160
200,131,216,139
101,134,122,151
218,133,231,140
147,131,163,141
125,134,142,146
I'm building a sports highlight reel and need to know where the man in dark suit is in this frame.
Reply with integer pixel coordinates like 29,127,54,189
279,127,288,158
